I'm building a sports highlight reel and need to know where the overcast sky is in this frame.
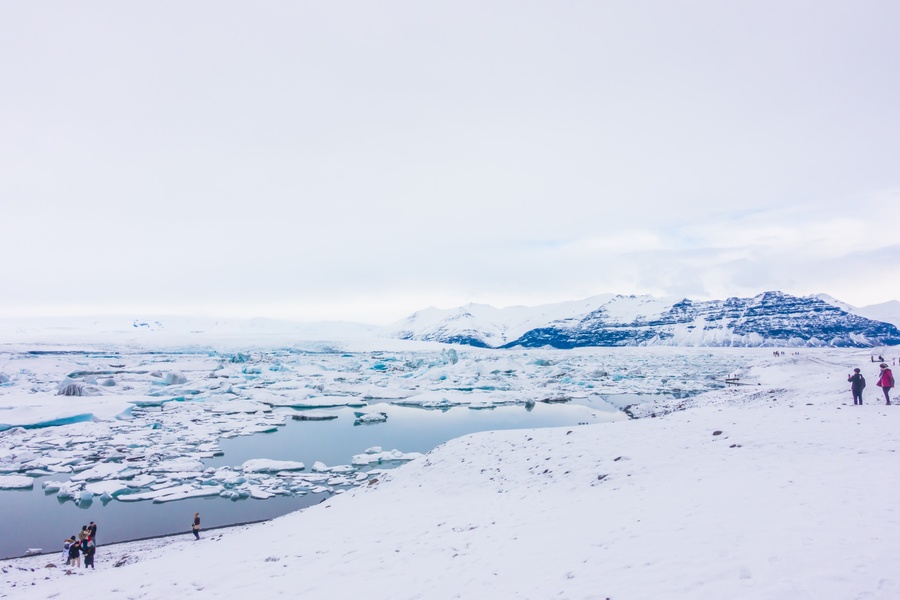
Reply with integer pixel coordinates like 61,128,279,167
2,2,898,324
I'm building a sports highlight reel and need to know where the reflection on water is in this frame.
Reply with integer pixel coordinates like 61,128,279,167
206,401,619,469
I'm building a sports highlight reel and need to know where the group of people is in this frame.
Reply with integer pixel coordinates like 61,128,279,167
870,354,896,366
57,511,200,571
62,521,97,570
849,363,895,405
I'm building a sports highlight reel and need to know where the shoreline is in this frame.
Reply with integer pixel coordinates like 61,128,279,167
1,518,270,562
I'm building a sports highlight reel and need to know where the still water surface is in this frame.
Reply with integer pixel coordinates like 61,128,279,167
3,401,618,559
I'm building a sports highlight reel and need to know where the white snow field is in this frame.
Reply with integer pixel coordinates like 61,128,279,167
1,342,899,599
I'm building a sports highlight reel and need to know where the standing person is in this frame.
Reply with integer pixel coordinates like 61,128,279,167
848,368,866,405
88,521,97,544
67,536,81,568
82,536,96,569
192,512,201,540
877,363,895,405
62,536,74,566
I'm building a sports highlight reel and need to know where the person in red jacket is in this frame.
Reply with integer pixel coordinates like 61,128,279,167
876,363,895,405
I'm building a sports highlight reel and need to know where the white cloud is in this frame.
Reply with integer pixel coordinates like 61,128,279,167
1,2,898,321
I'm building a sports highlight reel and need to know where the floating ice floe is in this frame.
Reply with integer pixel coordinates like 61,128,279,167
84,479,135,498
236,423,282,435
393,390,471,409
119,484,223,503
263,394,367,409
0,475,34,489
57,379,103,397
247,485,278,499
70,462,131,482
41,480,63,492
50,481,83,500
153,458,205,472
353,411,388,424
351,449,423,466
361,385,415,401
290,410,339,421
207,400,271,414
468,400,495,410
165,372,188,385
242,459,306,473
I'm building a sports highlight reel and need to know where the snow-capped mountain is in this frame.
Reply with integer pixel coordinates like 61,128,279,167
386,292,900,348
383,295,617,348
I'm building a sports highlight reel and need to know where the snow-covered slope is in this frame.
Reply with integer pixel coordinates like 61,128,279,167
387,292,900,348
4,348,900,599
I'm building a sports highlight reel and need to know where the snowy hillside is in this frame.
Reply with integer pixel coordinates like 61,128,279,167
386,292,900,348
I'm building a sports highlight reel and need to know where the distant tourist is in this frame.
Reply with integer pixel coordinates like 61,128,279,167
192,512,201,540
88,521,97,544
877,363,894,405
848,368,866,405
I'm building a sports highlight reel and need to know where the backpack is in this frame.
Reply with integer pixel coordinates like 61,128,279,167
861,375,866,389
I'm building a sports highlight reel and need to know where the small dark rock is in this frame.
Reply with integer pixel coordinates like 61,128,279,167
712,430,723,436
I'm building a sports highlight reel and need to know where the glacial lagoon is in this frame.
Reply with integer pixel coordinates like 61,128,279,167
0,345,745,558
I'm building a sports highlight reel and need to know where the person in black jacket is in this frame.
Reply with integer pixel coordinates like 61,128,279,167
67,537,81,568
848,368,866,405
82,536,96,569
192,512,201,540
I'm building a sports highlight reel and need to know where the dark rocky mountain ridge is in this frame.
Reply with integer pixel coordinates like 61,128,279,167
389,292,900,348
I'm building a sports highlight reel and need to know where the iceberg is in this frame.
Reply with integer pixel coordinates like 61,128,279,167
353,411,388,425
242,459,305,473
0,475,34,489
351,449,423,466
